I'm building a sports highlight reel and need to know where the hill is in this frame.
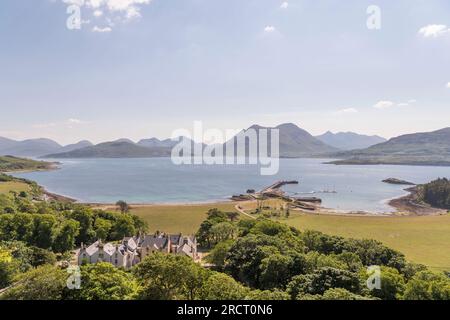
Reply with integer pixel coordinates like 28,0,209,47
225,123,337,158
0,138,62,157
0,155,55,172
331,127,450,166
0,138,94,157
316,131,386,150
43,140,173,158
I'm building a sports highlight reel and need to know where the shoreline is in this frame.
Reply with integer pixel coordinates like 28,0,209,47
388,186,447,216
4,166,446,217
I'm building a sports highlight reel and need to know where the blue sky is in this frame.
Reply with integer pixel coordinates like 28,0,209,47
0,0,450,144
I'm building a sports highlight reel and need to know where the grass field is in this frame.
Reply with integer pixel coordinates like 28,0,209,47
282,212,450,271
131,201,450,271
131,202,238,235
0,181,30,195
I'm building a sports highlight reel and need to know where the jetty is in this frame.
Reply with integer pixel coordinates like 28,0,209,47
232,179,322,212
260,180,299,193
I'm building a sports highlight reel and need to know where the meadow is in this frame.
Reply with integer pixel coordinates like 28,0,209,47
0,181,30,195
131,201,450,271
130,202,238,235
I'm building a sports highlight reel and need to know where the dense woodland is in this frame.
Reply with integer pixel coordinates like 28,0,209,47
419,178,450,209
1,174,449,300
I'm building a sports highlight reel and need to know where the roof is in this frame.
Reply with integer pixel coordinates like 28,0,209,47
84,241,116,256
140,235,168,250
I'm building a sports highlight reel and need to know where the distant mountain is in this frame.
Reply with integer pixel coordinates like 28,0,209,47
43,141,173,158
316,131,386,150
225,123,338,158
58,140,93,153
0,138,62,157
0,137,18,150
137,138,178,148
331,127,450,166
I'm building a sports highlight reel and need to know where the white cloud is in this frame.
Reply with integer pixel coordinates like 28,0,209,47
93,10,103,17
446,82,450,89
373,99,416,109
92,26,112,32
373,101,395,109
32,118,88,129
280,2,289,9
264,25,276,33
418,24,450,38
335,108,358,115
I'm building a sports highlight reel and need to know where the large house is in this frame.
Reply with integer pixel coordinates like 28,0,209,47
77,233,198,269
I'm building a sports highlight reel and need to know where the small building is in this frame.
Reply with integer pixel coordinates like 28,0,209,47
76,233,198,269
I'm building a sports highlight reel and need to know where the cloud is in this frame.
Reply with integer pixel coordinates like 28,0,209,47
280,2,289,9
93,10,103,17
373,101,395,109
335,108,358,115
447,82,450,89
373,99,416,109
264,25,276,33
33,119,89,129
92,25,112,32
418,24,449,38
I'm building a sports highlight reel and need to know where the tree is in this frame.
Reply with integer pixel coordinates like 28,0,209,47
205,240,234,270
110,215,136,240
318,288,369,300
336,252,364,273
245,289,290,300
53,219,80,253
133,252,208,300
0,265,67,300
209,222,238,245
287,267,361,298
29,246,57,267
0,248,16,289
32,214,57,249
259,254,292,290
93,218,113,241
226,211,239,222
200,273,249,300
115,200,130,214
68,208,96,245
66,263,139,300
403,270,450,300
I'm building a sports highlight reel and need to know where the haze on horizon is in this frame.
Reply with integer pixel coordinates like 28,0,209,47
1,0,450,145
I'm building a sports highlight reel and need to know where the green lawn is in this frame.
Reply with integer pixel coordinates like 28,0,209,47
0,181,30,195
131,201,450,271
283,213,450,271
131,203,238,235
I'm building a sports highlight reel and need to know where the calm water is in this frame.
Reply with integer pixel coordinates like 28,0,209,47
12,158,450,213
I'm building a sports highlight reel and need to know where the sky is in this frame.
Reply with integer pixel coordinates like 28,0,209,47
0,0,450,145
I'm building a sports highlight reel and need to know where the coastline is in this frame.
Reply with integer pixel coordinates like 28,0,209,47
388,186,447,216
4,165,446,217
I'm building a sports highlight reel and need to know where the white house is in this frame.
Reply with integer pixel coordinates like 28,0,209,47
76,233,198,269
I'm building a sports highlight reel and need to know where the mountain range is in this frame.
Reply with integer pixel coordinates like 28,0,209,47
330,127,450,166
41,123,339,159
0,138,92,157
316,131,386,150
1,125,449,165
